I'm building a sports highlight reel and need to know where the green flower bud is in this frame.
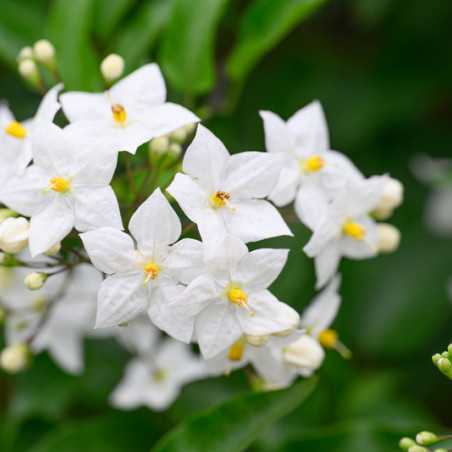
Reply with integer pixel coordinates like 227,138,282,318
416,431,438,446
438,357,452,378
408,446,429,452
24,272,48,290
169,127,187,144
399,437,416,450
432,353,442,365
433,448,448,452
448,343,452,359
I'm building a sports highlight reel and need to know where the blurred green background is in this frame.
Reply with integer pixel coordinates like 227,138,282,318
1,0,451,451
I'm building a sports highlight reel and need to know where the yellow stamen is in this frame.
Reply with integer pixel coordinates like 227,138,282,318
152,368,167,382
228,338,245,361
319,329,338,349
342,220,366,240
209,191,230,209
302,155,325,173
5,121,27,139
111,103,127,125
227,286,248,306
49,177,71,193
144,261,160,282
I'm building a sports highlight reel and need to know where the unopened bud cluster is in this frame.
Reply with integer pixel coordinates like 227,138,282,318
149,123,196,161
432,344,452,379
399,429,452,452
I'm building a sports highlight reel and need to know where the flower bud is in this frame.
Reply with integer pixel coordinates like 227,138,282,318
433,449,448,452
377,223,401,254
24,272,47,291
100,54,124,82
373,178,404,219
245,334,269,347
168,142,182,159
0,208,17,223
0,343,30,373
18,59,41,87
437,357,452,378
183,123,197,136
399,438,417,450
149,136,170,156
0,217,29,254
283,335,325,375
17,46,33,62
408,447,428,452
45,242,61,256
448,343,452,359
33,39,55,66
415,431,438,446
432,353,442,365
169,127,188,144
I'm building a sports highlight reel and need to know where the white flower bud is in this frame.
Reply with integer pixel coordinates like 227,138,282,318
17,46,33,62
245,334,269,347
169,127,188,144
45,242,61,256
100,54,124,82
0,208,17,223
18,59,40,86
0,217,29,254
24,272,48,291
149,136,170,156
0,343,30,373
168,142,182,158
283,335,325,376
373,177,404,219
376,223,400,254
33,39,55,65
407,446,428,452
415,431,438,446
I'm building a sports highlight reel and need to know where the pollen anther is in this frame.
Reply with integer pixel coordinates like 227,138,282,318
342,220,366,240
5,121,27,139
210,191,230,209
302,155,325,173
144,261,160,282
228,338,245,361
49,177,71,193
111,103,127,125
319,329,338,349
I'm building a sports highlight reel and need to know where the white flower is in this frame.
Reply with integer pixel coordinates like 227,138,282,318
0,343,30,373
0,123,122,257
80,188,204,328
111,338,207,411
260,101,362,216
0,217,29,253
100,54,124,81
167,125,292,249
60,63,199,155
158,235,300,359
0,84,62,176
303,177,385,288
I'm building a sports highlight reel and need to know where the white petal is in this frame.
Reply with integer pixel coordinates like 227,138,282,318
206,235,248,274
303,223,340,258
73,186,122,232
269,163,300,207
165,238,204,284
196,302,242,359
34,83,63,122
347,176,386,218
223,152,280,199
340,217,378,259
233,248,289,291
60,91,110,123
313,245,341,289
182,125,229,191
251,346,295,388
80,228,137,274
237,290,299,336
225,199,293,243
129,188,181,254
29,196,74,257
287,100,329,152
96,272,148,328
260,110,294,154
47,331,83,374
295,183,330,230
300,275,341,336
110,63,166,106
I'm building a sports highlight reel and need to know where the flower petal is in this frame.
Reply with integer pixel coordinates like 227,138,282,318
166,238,204,284
60,91,110,123
269,163,300,207
313,244,341,289
260,110,294,154
34,83,63,123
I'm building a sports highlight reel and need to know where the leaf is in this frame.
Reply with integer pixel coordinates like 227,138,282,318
48,0,103,91
227,0,327,83
113,0,173,72
152,378,317,452
93,0,136,43
159,0,229,95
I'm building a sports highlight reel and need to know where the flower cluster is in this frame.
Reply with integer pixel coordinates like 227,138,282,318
0,47,403,410
399,430,452,452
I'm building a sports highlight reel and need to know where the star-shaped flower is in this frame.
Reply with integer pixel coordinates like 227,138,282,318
157,235,300,359
60,64,199,154
0,84,62,176
80,188,204,328
167,125,292,249
0,123,122,257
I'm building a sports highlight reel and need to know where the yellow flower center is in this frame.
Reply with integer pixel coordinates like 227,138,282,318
342,220,366,240
4,121,27,139
318,329,338,349
227,286,248,306
228,338,246,361
49,177,71,193
302,155,325,173
209,191,230,209
144,261,160,282
152,368,167,382
111,103,127,125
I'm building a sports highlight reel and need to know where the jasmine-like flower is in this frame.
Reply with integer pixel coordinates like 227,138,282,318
157,235,300,359
0,84,62,175
60,64,199,154
0,123,122,257
80,188,204,328
167,125,292,250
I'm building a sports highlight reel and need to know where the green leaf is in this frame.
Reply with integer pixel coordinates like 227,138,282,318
48,0,103,91
159,0,229,95
93,0,135,43
227,0,327,83
152,378,317,452
113,0,173,72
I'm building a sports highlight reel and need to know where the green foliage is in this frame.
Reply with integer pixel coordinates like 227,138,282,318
153,378,317,452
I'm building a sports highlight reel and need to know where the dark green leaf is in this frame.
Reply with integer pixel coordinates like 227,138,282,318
48,0,103,91
152,378,317,452
113,0,173,72
227,0,327,83
159,0,229,95
94,0,136,43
